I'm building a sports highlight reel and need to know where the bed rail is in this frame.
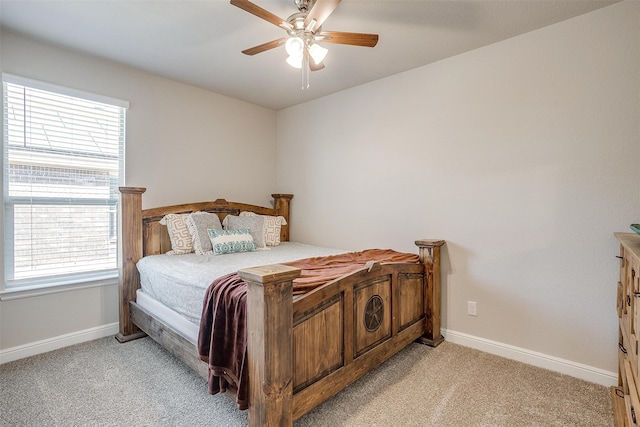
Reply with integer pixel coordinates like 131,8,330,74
116,186,293,342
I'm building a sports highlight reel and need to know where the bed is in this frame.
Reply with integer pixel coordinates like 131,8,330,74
115,187,445,426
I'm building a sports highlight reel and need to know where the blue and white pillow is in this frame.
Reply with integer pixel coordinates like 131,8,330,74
207,228,256,255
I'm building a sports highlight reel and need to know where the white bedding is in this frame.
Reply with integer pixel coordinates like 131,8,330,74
137,242,345,325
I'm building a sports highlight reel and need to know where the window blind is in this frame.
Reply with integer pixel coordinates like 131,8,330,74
2,75,126,289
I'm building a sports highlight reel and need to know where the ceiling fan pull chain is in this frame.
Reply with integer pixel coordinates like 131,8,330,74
302,55,310,89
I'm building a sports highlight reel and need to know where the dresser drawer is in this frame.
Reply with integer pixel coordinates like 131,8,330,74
625,358,640,426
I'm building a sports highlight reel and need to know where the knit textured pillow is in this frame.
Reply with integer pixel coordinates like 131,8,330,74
185,212,222,255
222,215,267,248
239,212,287,246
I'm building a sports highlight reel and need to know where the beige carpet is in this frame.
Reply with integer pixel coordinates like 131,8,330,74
0,336,612,426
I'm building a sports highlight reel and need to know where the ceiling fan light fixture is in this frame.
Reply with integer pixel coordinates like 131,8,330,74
308,43,328,65
305,18,317,32
285,37,304,56
286,54,303,69
231,0,379,87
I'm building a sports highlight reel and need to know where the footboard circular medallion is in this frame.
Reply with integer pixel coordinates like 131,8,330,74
364,295,384,332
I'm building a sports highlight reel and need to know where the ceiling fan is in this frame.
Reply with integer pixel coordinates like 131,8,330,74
230,0,379,75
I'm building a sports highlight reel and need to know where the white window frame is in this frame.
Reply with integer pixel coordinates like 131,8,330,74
1,74,128,299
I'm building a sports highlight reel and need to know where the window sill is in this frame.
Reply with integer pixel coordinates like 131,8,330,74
0,273,118,301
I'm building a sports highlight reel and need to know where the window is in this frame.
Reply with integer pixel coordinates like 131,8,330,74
2,74,127,292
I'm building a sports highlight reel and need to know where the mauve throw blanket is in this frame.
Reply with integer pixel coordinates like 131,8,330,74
197,249,420,410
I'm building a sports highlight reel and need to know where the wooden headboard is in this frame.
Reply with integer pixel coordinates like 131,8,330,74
136,193,291,257
119,187,293,257
116,187,293,341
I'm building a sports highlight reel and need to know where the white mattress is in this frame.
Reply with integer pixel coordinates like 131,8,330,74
136,289,200,343
136,242,346,326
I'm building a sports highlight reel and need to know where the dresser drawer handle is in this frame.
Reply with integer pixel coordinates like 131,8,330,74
617,256,624,260
620,343,628,354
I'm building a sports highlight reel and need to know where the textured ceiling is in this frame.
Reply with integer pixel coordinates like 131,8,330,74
0,0,620,110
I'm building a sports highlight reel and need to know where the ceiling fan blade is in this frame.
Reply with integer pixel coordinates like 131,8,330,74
304,0,341,32
241,38,287,55
230,0,286,28
319,31,379,47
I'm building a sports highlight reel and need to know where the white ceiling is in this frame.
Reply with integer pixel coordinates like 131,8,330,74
0,0,620,110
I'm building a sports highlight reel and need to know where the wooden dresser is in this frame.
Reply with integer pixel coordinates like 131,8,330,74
614,232,640,427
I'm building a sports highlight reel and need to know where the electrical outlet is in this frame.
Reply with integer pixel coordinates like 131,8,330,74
467,301,477,316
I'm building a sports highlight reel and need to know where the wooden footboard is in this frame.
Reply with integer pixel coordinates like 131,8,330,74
116,187,444,427
239,240,444,425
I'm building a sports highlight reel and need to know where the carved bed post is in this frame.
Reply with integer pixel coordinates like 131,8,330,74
415,239,446,347
115,186,147,343
271,194,293,242
239,264,301,427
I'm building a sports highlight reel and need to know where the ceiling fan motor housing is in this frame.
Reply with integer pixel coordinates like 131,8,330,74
287,12,310,32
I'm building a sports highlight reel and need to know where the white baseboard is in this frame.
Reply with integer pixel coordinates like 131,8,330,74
0,323,618,387
442,328,617,387
0,322,119,364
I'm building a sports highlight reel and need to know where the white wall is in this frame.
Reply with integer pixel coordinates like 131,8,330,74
277,1,640,377
0,30,277,354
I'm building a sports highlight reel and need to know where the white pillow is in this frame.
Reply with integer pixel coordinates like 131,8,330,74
159,213,193,255
239,212,287,246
